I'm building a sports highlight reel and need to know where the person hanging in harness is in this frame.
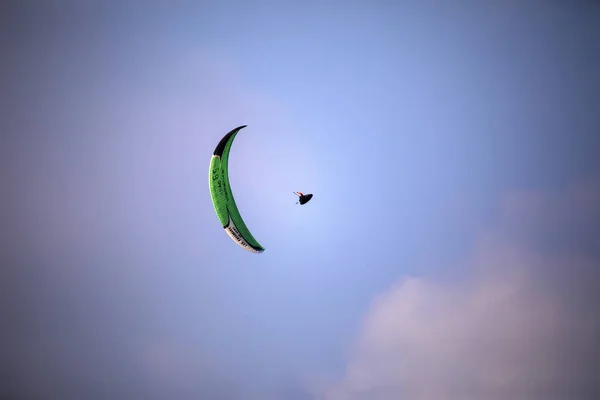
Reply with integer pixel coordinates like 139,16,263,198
294,191,313,205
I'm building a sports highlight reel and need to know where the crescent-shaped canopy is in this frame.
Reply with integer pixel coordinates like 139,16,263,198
209,125,265,253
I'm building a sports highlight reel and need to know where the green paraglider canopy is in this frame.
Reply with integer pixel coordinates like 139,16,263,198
209,125,265,254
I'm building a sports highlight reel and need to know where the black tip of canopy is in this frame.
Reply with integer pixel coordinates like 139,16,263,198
213,125,247,157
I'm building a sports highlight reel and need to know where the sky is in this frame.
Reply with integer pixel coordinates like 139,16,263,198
2,1,600,399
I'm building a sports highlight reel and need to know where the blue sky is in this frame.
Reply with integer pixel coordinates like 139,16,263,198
3,1,600,399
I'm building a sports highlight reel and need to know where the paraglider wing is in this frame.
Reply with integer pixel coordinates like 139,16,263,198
209,125,265,253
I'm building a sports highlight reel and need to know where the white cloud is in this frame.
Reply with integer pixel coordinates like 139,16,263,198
324,181,600,400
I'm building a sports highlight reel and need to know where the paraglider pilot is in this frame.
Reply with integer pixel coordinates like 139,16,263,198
294,192,313,205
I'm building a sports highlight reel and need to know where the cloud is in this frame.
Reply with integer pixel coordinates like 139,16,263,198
324,181,600,400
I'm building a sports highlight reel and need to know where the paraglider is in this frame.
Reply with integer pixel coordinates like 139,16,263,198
209,125,265,254
294,191,313,205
